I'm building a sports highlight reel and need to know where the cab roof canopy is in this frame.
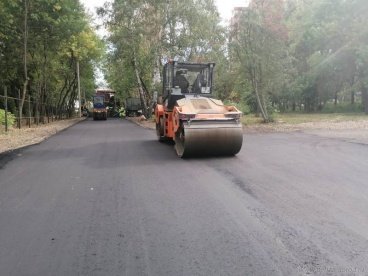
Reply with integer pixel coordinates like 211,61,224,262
96,88,115,94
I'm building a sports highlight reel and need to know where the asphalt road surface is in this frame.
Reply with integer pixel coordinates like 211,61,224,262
1,119,368,276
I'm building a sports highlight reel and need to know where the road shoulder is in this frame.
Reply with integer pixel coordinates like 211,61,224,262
0,117,85,154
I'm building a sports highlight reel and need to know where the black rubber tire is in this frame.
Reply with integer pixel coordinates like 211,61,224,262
174,123,185,157
156,117,167,142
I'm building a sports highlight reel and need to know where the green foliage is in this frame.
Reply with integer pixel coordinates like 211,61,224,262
0,109,16,128
102,0,225,116
0,0,103,117
286,0,368,113
100,0,368,118
320,103,363,114
3,0,367,121
119,106,126,118
230,1,287,122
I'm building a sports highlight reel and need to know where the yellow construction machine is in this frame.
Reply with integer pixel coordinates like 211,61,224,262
154,61,243,157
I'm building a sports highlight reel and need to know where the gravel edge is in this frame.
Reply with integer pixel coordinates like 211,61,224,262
0,117,86,154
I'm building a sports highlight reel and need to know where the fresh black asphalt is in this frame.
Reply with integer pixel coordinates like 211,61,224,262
0,118,367,275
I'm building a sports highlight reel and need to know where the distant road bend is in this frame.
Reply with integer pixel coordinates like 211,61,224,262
0,118,367,275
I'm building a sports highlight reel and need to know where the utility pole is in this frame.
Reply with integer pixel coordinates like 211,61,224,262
4,86,8,132
77,60,81,117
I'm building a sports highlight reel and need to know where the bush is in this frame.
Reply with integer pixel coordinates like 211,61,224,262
119,107,126,118
223,100,251,115
244,93,258,113
0,109,16,128
321,102,363,113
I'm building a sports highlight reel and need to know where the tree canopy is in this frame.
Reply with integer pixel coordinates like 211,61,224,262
99,0,225,117
0,0,103,117
101,0,368,121
2,0,368,122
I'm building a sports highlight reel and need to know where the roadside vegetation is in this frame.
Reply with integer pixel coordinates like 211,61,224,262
0,0,103,120
1,0,368,128
243,113,368,126
0,109,16,128
100,0,368,123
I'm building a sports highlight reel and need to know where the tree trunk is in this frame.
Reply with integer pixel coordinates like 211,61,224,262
362,85,368,115
153,56,161,86
58,74,77,118
20,0,29,119
252,74,269,122
41,44,48,117
351,91,355,105
133,49,149,118
350,75,356,105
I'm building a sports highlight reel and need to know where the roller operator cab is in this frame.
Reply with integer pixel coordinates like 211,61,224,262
92,95,107,120
154,61,243,157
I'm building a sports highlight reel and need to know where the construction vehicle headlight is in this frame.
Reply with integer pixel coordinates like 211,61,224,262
179,113,196,120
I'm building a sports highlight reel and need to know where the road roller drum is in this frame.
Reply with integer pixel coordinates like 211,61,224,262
174,121,243,157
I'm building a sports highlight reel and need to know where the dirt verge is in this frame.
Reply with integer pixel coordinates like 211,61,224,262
126,116,368,144
0,117,85,154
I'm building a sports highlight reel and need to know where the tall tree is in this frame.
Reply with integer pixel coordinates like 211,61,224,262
0,0,103,118
101,0,224,118
287,0,368,113
231,0,289,121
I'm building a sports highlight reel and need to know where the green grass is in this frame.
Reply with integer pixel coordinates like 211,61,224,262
241,115,266,125
242,112,368,125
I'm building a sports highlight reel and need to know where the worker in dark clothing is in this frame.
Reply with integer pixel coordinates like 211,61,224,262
173,70,189,93
192,73,206,94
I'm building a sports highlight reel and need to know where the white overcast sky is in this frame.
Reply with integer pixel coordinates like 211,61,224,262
81,0,249,25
